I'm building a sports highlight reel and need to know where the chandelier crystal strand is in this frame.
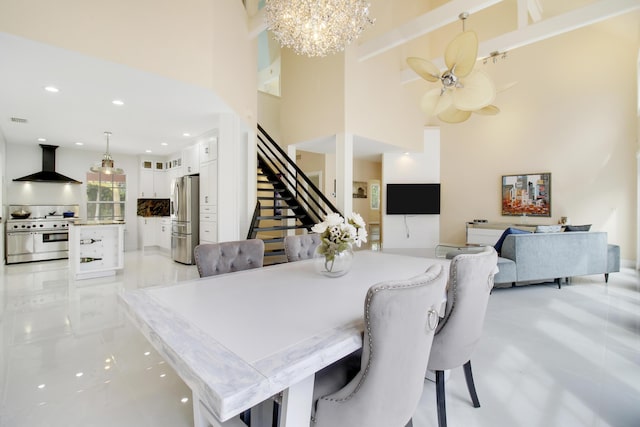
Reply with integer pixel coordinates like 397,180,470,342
265,0,374,57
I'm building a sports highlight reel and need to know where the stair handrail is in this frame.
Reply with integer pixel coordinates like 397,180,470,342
257,124,340,221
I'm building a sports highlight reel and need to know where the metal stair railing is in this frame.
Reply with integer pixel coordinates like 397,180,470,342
256,124,340,225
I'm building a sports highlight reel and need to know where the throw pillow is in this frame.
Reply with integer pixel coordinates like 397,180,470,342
564,224,591,232
535,225,562,233
494,227,531,255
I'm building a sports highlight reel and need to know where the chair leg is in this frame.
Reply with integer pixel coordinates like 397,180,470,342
435,370,447,427
463,361,481,408
272,401,280,427
604,273,609,283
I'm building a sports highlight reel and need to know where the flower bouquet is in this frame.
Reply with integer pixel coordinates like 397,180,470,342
311,212,368,277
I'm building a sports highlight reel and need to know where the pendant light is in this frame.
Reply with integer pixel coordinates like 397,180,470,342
90,131,124,175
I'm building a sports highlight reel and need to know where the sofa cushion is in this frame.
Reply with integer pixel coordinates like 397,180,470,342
565,224,591,232
494,227,531,255
535,225,562,233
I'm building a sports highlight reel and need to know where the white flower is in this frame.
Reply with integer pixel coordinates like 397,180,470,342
348,212,366,229
311,222,327,234
313,212,367,254
324,212,344,227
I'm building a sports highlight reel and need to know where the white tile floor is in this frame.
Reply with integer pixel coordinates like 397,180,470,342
1,250,639,426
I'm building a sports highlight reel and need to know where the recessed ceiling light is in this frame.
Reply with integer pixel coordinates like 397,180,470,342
112,99,124,106
145,150,152,153
75,142,83,146
75,372,83,378
160,142,168,146
44,86,59,93
183,132,191,137
37,138,46,142
37,384,46,389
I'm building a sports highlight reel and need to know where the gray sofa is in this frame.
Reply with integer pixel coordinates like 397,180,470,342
494,231,620,288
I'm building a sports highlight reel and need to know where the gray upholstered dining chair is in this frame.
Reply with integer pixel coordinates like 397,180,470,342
311,263,448,427
427,246,498,427
283,233,321,262
194,239,265,278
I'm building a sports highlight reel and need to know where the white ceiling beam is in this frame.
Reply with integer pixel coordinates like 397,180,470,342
357,0,505,62
528,0,543,23
517,0,529,29
401,0,640,84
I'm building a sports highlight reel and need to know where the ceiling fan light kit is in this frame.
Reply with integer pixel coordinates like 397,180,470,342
407,12,499,123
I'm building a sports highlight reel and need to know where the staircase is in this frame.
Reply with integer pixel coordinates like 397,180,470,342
247,125,340,265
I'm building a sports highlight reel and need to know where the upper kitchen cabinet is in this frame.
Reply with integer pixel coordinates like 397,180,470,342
199,134,218,164
182,144,199,175
139,157,169,198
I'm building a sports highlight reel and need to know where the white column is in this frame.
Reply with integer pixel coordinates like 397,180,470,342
335,133,353,215
218,113,245,242
246,125,257,237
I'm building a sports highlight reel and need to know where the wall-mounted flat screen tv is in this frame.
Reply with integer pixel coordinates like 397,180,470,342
386,183,441,215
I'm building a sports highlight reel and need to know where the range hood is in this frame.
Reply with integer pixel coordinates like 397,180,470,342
13,144,82,184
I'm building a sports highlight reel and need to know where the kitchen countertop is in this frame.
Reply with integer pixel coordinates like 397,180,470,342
71,220,126,226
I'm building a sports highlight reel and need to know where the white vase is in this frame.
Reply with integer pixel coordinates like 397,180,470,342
314,246,354,278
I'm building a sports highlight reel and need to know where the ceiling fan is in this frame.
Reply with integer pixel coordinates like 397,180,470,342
407,13,496,123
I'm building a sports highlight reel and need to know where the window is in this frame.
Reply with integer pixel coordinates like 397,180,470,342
87,172,126,221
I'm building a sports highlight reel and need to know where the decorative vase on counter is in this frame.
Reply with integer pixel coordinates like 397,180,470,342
314,245,354,278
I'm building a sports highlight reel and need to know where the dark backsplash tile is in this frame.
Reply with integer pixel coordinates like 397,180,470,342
137,199,170,217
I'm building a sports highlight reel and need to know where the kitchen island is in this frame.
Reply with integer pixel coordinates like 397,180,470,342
69,221,125,280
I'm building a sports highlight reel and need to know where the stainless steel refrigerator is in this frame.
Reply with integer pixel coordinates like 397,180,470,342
171,175,199,264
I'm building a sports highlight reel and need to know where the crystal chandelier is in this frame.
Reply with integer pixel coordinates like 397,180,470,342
265,0,374,57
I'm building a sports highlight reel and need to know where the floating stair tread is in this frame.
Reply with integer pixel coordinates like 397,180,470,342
254,225,309,232
257,215,305,220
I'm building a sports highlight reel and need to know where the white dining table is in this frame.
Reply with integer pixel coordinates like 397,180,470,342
119,250,449,427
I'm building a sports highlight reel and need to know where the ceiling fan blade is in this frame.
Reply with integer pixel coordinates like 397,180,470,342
420,88,443,116
444,31,478,78
438,106,472,123
475,105,500,115
453,70,496,111
406,57,441,82
420,88,453,116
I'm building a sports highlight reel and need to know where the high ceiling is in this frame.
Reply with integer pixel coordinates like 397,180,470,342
0,32,231,157
1,0,638,160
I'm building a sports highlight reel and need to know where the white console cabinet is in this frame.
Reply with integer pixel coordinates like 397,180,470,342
466,222,538,245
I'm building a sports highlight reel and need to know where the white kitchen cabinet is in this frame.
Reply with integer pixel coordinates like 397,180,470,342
182,144,199,175
200,160,217,209
160,217,171,250
199,136,218,164
139,170,168,198
139,217,160,248
200,217,217,244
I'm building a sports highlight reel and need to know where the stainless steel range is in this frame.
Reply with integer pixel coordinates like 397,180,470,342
6,217,72,264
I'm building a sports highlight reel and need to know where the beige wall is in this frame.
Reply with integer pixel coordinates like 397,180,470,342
297,150,381,225
280,50,345,145
352,159,382,226
344,47,426,152
439,16,638,260
257,91,282,143
0,0,257,121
